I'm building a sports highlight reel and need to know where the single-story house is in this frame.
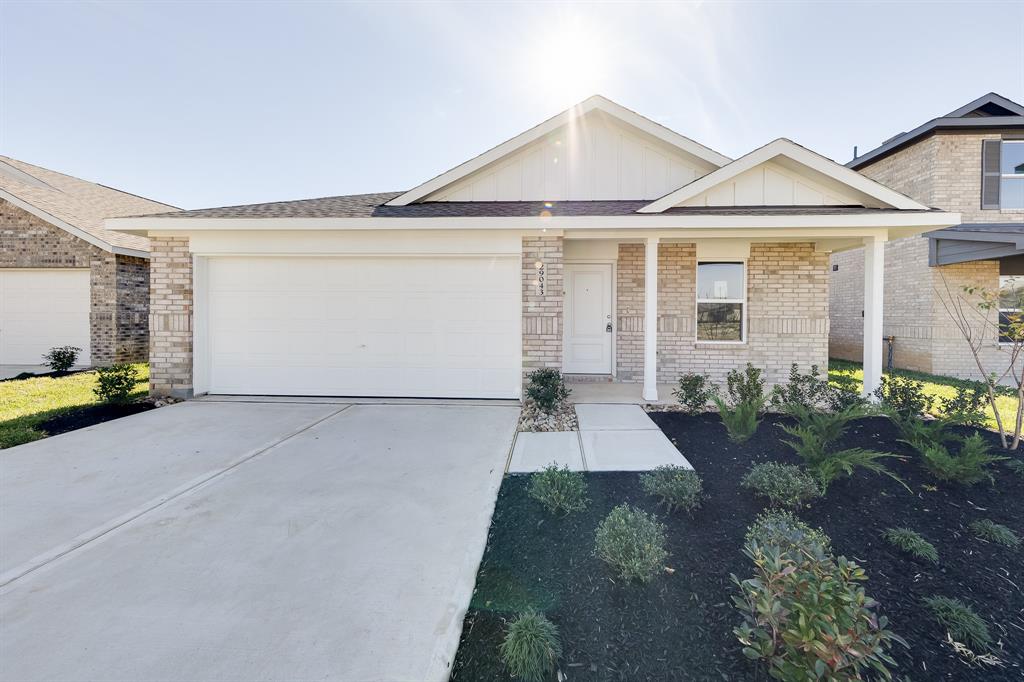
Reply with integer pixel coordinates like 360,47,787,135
109,96,959,400
0,156,178,367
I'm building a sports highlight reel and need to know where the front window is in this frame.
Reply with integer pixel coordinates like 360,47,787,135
696,262,745,342
998,274,1024,343
1001,141,1024,209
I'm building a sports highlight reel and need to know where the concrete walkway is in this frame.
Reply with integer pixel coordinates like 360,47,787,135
1,400,518,681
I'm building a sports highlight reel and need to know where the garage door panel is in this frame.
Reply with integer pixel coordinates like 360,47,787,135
1,270,91,365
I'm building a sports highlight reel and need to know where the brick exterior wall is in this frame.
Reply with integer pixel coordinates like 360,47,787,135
0,198,148,365
148,236,193,397
521,236,564,378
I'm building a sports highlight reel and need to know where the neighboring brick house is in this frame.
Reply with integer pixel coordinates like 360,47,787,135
107,96,956,400
0,156,177,367
830,93,1024,381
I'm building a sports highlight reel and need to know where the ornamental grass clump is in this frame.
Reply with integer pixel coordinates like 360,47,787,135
969,518,1021,549
500,609,561,682
741,462,822,508
882,527,939,563
594,505,668,583
639,465,703,513
527,464,588,516
924,596,992,652
744,509,831,557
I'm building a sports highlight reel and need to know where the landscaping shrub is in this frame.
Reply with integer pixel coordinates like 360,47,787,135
525,368,570,412
744,509,831,556
740,462,822,508
93,363,139,403
890,411,957,455
712,395,764,443
882,527,939,563
969,518,1021,549
639,465,703,513
42,346,80,373
923,596,992,652
768,363,831,413
733,542,905,681
672,372,718,414
527,464,588,515
725,363,765,407
594,504,668,583
917,433,1006,486
500,609,561,682
938,384,988,427
874,373,934,417
1006,458,1024,478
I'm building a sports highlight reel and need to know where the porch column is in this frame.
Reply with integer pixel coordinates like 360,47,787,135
862,235,885,398
643,237,659,401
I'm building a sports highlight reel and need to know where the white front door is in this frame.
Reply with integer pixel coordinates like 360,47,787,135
563,263,612,374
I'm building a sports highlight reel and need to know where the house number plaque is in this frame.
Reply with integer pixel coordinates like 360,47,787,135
533,260,546,296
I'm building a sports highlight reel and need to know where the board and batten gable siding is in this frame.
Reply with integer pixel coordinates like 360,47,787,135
677,161,861,207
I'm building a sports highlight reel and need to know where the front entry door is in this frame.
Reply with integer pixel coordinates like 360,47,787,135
563,263,613,374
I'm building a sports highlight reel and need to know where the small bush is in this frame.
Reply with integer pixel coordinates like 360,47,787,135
594,504,668,583
93,363,139,403
672,373,718,414
525,368,570,413
918,433,1006,486
745,509,831,556
924,596,992,652
500,609,561,682
882,527,939,563
712,395,764,443
726,363,765,407
741,462,822,508
42,346,81,372
874,373,934,417
768,363,830,413
890,412,956,452
527,464,588,515
938,384,988,427
969,518,1021,549
1006,459,1024,478
640,465,703,513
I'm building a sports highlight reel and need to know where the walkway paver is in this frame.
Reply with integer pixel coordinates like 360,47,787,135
580,429,692,471
508,431,585,472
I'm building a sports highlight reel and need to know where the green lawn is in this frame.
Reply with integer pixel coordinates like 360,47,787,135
0,364,149,449
828,358,1019,431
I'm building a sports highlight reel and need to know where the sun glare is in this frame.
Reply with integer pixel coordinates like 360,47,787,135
525,17,611,107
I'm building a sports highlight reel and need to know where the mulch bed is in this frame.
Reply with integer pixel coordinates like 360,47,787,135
451,413,1024,681
36,402,155,437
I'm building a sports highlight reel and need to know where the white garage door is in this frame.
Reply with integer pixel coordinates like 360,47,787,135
205,256,521,398
0,269,91,365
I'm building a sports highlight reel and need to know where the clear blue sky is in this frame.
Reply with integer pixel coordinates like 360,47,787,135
2,1,1022,209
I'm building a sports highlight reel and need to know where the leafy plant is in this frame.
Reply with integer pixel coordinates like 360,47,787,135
882,527,938,563
1006,459,1024,478
726,363,765,407
874,373,934,417
938,384,988,427
924,596,992,652
594,504,668,583
889,411,957,453
745,509,831,556
525,368,570,412
712,395,764,443
916,433,1006,486
640,465,703,513
769,363,832,413
42,346,81,373
741,462,822,508
672,372,718,414
500,609,561,682
969,518,1020,549
527,464,588,515
93,363,139,403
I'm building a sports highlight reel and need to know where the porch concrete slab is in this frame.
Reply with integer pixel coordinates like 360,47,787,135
575,404,659,431
508,431,584,472
580,429,693,472
568,382,677,404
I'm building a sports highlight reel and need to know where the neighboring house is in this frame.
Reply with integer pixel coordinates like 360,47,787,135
830,93,1024,380
0,156,178,366
108,96,957,400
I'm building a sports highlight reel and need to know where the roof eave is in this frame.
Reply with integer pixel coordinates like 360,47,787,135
849,116,1024,169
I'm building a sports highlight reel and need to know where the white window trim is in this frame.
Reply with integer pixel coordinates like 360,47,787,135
1000,140,1024,211
998,274,1022,346
695,260,747,345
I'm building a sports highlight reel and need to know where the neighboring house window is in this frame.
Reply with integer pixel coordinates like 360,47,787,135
998,274,1024,343
696,262,745,342
982,139,1024,209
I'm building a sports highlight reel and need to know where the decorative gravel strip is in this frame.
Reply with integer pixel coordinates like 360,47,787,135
517,399,579,432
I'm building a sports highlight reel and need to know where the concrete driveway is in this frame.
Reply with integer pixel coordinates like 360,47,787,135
0,399,518,681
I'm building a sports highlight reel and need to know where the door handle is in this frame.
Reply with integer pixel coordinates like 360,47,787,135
606,323,613,333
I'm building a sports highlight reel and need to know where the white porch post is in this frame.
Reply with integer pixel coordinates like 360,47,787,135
643,237,659,401
862,235,886,398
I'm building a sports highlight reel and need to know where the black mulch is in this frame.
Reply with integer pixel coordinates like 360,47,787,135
36,402,155,437
451,414,1024,681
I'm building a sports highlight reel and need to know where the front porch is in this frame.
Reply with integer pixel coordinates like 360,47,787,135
565,380,678,405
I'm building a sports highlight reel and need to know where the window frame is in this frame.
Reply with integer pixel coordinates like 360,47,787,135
1000,140,1024,210
695,260,747,344
998,274,1024,345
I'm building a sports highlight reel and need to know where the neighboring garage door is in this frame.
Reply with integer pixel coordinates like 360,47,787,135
0,269,91,365
205,256,521,398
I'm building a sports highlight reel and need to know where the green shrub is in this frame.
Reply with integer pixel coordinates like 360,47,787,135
917,433,1006,485
733,543,905,680
500,609,561,682
890,412,957,452
923,596,992,652
882,527,938,563
768,363,831,413
726,363,765,406
42,346,81,373
525,368,570,412
712,395,764,443
1006,459,1024,478
93,363,139,403
874,373,934,417
672,372,718,414
527,464,588,515
741,462,822,508
639,465,703,513
745,509,831,556
938,384,988,427
594,504,668,583
969,518,1020,549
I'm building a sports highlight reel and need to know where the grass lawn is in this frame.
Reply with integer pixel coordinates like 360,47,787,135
0,364,149,449
829,358,1020,432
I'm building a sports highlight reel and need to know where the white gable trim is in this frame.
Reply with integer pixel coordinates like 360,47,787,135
385,95,731,206
638,139,931,213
